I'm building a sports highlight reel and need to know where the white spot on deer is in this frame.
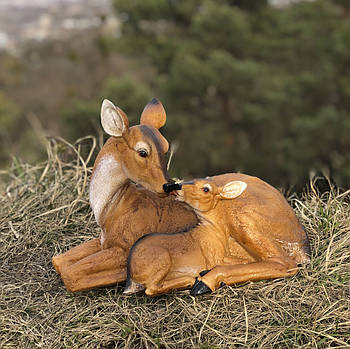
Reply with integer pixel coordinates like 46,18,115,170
89,155,126,226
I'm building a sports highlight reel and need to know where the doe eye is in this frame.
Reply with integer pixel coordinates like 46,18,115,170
203,187,210,193
138,150,148,158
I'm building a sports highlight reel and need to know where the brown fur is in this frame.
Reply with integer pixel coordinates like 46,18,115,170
125,173,310,296
52,99,198,292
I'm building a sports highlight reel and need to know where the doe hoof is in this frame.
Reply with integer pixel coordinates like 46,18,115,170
190,280,212,296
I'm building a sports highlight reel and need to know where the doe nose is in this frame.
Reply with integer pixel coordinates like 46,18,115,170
163,182,182,193
173,183,182,190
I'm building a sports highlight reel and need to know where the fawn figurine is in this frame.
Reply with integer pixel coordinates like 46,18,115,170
124,173,310,296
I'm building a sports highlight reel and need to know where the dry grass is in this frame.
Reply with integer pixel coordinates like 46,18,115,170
1,138,349,349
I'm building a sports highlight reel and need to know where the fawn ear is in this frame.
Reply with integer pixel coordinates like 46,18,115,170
140,98,166,129
101,99,129,137
220,181,247,199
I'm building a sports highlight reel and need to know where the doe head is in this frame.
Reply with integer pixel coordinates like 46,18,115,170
100,98,171,195
176,178,247,212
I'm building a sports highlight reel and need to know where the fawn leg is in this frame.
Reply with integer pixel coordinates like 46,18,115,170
60,246,127,292
192,257,298,295
222,255,254,265
146,276,197,296
190,256,253,296
52,238,101,274
192,228,299,295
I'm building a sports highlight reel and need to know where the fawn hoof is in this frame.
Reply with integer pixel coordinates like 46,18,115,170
190,280,212,296
199,269,211,277
190,269,212,296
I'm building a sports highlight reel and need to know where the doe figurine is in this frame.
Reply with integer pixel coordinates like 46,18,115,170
124,173,310,296
52,98,197,292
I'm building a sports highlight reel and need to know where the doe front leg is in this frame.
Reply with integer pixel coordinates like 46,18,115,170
192,257,298,296
146,276,197,296
52,238,101,274
59,246,128,292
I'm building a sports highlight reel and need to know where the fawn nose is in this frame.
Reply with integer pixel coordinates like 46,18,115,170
163,182,182,193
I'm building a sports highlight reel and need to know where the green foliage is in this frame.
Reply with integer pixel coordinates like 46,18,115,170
101,76,152,122
2,0,349,188
0,92,21,164
61,76,153,140
0,91,44,167
0,91,20,132
61,100,100,140
112,0,350,188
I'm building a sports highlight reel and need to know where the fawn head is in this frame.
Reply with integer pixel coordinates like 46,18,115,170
99,98,173,195
176,178,247,212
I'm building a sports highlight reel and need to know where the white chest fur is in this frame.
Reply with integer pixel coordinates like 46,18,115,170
89,155,126,227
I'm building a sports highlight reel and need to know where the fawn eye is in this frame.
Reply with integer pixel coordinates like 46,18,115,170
138,149,148,158
202,183,212,193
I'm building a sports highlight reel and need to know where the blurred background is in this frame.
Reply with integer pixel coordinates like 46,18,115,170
0,0,349,190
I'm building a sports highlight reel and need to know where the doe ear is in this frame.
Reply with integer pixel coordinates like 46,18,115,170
101,99,129,137
140,98,166,129
220,181,247,200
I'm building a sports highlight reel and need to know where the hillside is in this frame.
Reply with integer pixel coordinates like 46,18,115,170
0,138,349,348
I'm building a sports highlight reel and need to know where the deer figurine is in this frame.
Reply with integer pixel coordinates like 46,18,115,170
52,98,198,292
124,173,310,296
